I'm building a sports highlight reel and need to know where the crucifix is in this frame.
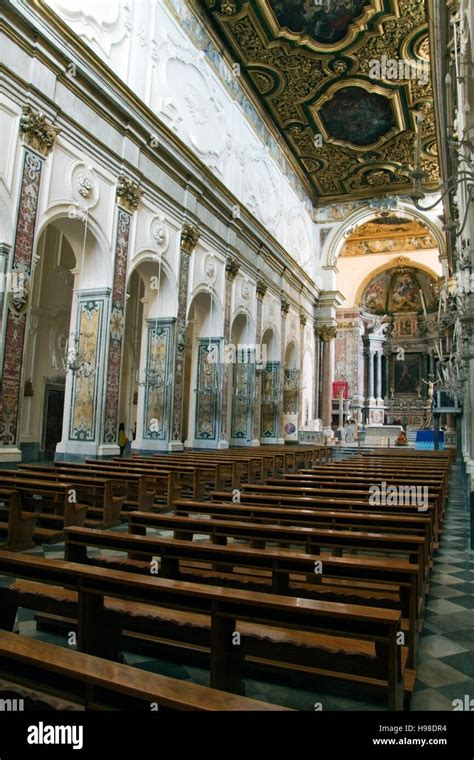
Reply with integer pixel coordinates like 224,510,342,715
338,387,345,431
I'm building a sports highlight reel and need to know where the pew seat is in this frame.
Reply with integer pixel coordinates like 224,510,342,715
0,630,286,711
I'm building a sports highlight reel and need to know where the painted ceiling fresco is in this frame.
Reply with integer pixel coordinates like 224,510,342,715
340,216,438,256
195,0,440,203
268,0,370,45
361,266,439,315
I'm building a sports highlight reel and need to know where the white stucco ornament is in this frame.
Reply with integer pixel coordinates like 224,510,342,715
150,215,169,254
71,163,99,208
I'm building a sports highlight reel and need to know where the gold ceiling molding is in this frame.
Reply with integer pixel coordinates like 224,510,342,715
196,0,440,203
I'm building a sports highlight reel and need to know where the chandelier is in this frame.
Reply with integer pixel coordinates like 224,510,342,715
62,332,95,379
138,350,170,390
408,115,473,237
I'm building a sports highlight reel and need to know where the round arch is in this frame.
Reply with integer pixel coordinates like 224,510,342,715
230,306,255,338
284,339,299,369
261,326,279,362
325,203,446,269
127,253,178,318
187,285,224,331
34,206,112,288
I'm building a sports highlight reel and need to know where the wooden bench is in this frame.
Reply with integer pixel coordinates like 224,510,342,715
0,549,404,709
20,463,156,512
0,488,36,551
0,630,286,711
11,468,125,528
126,454,240,491
213,482,440,546
171,498,433,553
62,520,425,658
123,513,420,667
0,476,89,543
210,489,435,527
267,471,444,540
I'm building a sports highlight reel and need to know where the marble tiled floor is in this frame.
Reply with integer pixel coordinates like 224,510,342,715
4,457,473,711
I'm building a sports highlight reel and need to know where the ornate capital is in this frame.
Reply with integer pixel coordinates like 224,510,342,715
299,311,307,328
225,256,240,281
180,223,200,254
281,297,290,318
317,324,337,342
19,105,59,157
256,279,267,301
116,174,140,212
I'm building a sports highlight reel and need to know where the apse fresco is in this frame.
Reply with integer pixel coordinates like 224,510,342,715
361,267,439,315
361,273,388,314
269,0,370,44
320,88,396,146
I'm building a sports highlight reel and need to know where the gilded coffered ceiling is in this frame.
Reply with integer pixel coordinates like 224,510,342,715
194,0,440,204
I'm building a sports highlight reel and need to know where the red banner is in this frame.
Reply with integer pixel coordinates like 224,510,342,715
332,381,348,399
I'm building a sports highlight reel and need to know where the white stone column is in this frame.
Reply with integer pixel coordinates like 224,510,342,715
376,350,383,401
368,350,375,401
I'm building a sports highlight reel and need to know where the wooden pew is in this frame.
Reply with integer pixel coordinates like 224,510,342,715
269,473,443,528
213,485,440,545
315,459,450,493
20,463,156,512
0,488,36,551
63,518,426,635
126,455,239,491
11,468,125,528
124,513,420,668
92,459,208,500
0,476,89,542
0,549,404,709
171,498,433,552
147,452,255,484
0,630,286,711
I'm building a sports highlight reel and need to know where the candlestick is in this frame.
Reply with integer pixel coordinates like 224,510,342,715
419,288,428,318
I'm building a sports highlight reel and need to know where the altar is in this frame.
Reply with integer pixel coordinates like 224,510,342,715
365,424,403,445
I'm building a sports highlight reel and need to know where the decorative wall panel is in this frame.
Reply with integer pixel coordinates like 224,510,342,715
103,208,131,443
231,355,254,440
195,339,221,441
69,297,106,441
260,361,280,438
142,320,174,440
0,150,42,448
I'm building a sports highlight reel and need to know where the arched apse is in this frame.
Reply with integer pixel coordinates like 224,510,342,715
354,259,441,313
